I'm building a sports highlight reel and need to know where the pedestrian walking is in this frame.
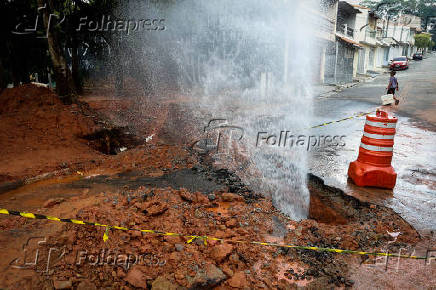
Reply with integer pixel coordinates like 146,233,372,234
386,71,400,105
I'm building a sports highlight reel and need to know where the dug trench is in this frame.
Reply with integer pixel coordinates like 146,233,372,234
0,152,422,289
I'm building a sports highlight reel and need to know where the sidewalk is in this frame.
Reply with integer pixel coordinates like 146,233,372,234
314,67,390,98
313,84,339,97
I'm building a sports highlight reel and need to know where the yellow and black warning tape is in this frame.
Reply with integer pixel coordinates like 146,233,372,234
310,111,374,129
0,208,427,260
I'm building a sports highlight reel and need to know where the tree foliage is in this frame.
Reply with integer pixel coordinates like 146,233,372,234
0,0,119,96
362,0,436,45
362,0,436,24
415,33,432,48
0,0,49,87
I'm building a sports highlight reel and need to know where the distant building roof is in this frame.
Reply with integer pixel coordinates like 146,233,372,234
338,1,362,14
336,34,362,47
352,4,370,10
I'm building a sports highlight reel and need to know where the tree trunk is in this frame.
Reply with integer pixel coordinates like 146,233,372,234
12,67,20,87
0,59,5,91
71,37,82,94
38,0,77,103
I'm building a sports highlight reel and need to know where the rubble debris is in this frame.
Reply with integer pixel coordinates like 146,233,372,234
210,244,234,262
151,276,177,290
227,271,249,288
124,266,148,288
53,280,72,289
0,85,426,289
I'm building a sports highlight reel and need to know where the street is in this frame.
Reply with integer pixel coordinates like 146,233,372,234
329,54,436,126
310,54,436,233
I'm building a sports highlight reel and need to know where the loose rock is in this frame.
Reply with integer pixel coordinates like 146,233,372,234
124,266,147,288
76,280,96,290
151,276,177,290
175,244,184,252
222,192,241,202
53,280,72,290
192,264,227,288
44,198,64,208
227,271,249,288
210,244,234,262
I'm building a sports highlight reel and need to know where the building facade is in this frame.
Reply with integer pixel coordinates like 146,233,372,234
317,1,421,84
332,1,362,84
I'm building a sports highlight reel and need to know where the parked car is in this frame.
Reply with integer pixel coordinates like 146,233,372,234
390,56,409,70
413,52,423,60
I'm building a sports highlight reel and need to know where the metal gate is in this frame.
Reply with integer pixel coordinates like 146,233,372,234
384,47,390,66
336,41,354,84
357,48,365,74
324,42,336,84
369,48,375,69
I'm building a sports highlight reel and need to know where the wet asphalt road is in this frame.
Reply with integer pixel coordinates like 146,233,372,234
326,53,436,126
310,53,436,233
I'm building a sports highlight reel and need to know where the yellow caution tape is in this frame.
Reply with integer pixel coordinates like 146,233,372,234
310,111,374,129
0,208,426,260
103,226,110,243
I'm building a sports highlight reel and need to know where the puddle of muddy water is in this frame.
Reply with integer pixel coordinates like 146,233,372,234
65,168,226,195
0,166,254,211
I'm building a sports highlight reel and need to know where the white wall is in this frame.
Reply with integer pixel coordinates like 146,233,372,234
388,46,403,60
375,47,386,67
354,8,369,42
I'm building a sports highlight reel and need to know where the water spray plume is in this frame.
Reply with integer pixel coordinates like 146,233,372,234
118,0,320,220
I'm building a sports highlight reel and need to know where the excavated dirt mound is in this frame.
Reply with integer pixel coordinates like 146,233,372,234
0,85,146,184
0,85,103,182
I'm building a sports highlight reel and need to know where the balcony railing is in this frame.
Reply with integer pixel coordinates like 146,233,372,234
336,23,354,38
365,28,377,43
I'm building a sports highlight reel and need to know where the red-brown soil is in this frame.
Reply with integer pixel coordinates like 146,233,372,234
0,174,425,289
0,85,104,183
0,85,433,289
0,85,189,185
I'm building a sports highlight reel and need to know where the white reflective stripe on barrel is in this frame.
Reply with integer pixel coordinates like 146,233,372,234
365,120,397,128
360,143,393,152
363,132,395,140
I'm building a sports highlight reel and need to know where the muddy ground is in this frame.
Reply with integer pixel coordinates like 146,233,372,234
0,85,434,289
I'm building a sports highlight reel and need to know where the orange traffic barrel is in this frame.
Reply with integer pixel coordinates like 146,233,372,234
348,110,398,189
